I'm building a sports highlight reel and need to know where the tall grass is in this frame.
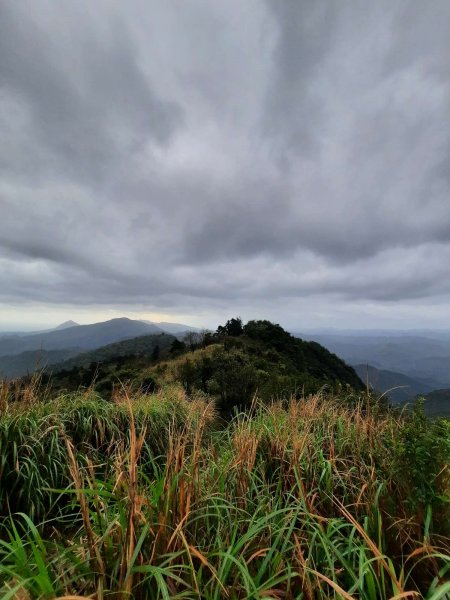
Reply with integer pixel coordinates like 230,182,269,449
0,385,448,599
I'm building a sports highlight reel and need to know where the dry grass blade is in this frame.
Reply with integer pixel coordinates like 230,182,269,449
65,437,106,598
309,569,357,600
294,533,314,600
118,384,147,598
188,544,229,597
388,593,421,599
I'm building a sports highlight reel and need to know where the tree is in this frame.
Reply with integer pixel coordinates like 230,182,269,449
216,317,243,338
170,338,186,355
183,330,207,351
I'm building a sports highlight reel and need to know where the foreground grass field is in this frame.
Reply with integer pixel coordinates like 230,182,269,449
0,382,449,599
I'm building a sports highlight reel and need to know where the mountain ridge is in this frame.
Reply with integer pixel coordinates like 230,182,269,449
0,318,200,378
352,363,433,405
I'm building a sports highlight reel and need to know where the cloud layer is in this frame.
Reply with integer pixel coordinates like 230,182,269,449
1,0,449,328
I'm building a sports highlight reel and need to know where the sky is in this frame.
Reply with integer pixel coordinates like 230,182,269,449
1,0,450,332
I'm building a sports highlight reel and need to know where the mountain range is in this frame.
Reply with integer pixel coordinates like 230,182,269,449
299,332,450,390
298,331,450,416
0,318,198,378
352,364,433,404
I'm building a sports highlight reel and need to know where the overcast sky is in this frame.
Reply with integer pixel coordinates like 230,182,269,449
1,0,449,331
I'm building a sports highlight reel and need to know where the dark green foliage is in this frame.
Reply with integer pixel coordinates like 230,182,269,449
151,344,160,361
39,333,174,399
141,375,157,394
170,338,186,355
388,398,450,521
243,319,291,346
174,319,364,414
216,316,244,337
421,388,450,417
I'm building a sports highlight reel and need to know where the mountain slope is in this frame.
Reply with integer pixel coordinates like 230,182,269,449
300,333,450,390
150,319,364,414
352,364,433,404
421,389,450,417
43,332,176,397
141,320,200,336
51,332,175,372
0,348,82,378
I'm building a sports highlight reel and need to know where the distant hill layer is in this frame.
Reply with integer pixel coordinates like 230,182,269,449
0,320,80,338
0,348,82,379
0,318,164,359
301,332,450,390
352,364,433,405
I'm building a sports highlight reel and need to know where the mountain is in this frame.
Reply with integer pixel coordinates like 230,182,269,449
54,320,79,330
149,319,364,415
0,348,82,379
298,332,450,390
0,318,164,359
352,364,433,404
0,320,80,338
421,389,450,417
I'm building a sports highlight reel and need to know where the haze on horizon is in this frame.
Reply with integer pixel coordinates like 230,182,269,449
1,1,450,332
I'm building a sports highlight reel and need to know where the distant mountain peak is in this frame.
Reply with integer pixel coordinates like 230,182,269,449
55,320,79,330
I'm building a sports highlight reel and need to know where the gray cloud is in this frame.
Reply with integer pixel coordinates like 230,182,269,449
0,0,450,329
0,1,182,185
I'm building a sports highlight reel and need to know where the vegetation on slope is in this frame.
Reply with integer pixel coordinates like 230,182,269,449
0,347,81,379
149,319,364,415
352,364,433,405
40,332,175,398
0,379,449,599
421,389,450,418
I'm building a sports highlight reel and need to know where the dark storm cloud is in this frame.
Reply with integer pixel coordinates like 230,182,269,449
1,0,450,326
